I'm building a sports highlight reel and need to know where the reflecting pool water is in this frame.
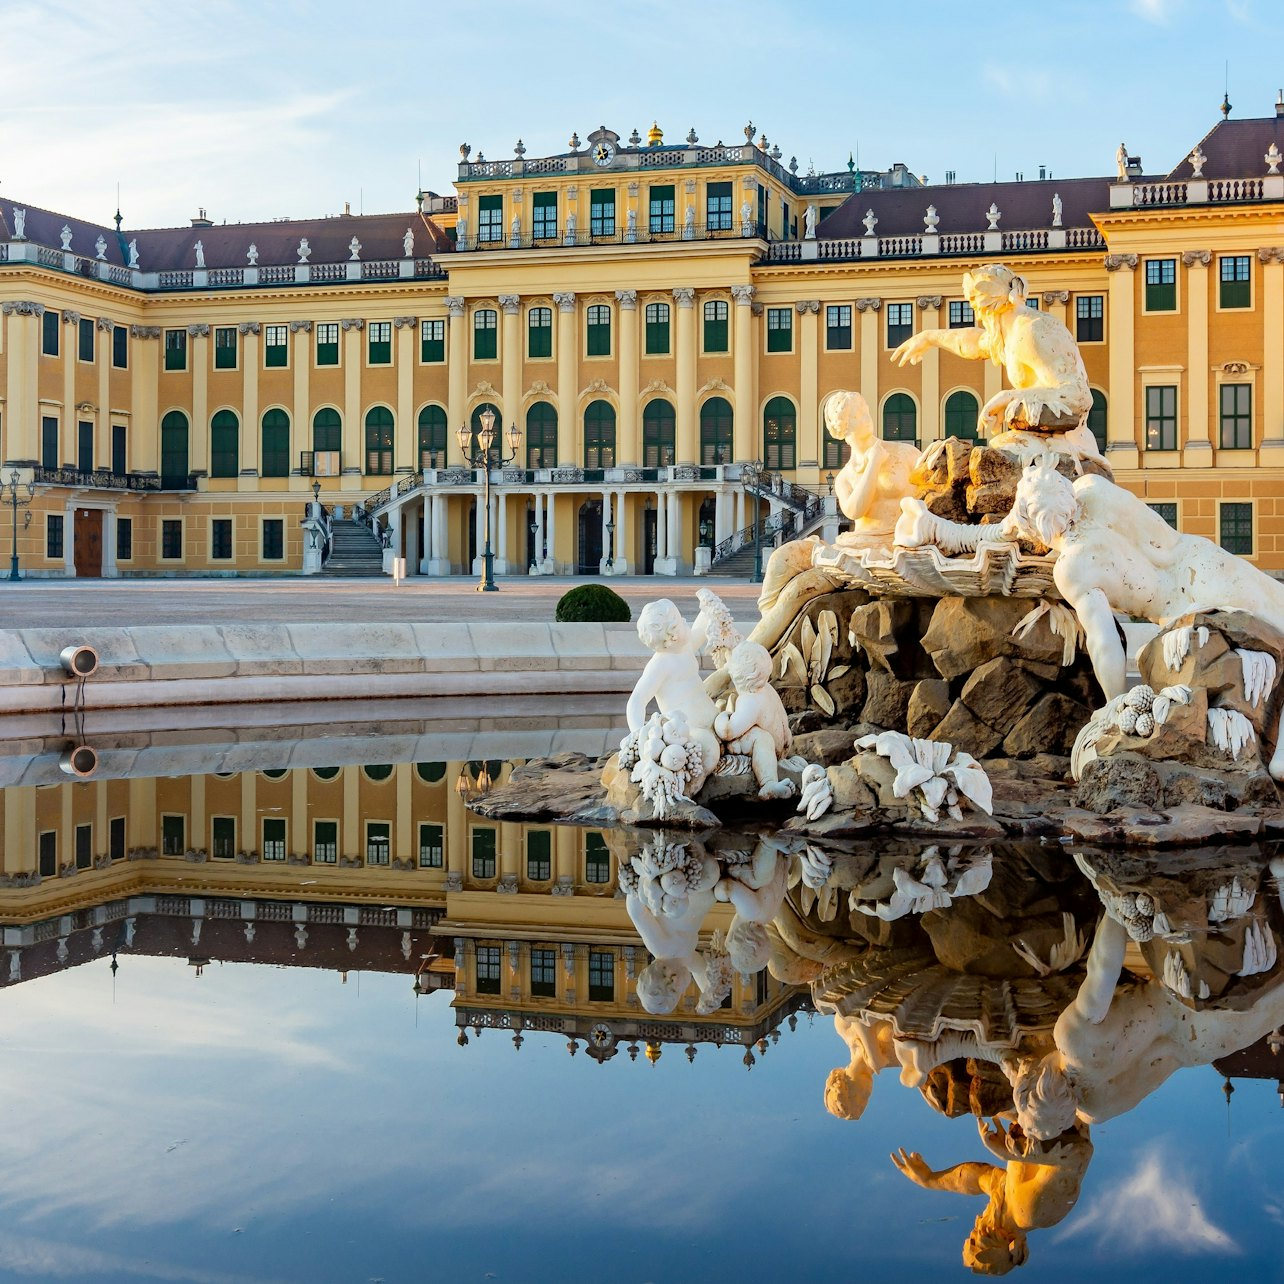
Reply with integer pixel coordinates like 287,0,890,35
0,701,1281,1282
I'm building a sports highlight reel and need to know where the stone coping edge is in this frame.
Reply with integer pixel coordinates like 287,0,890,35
0,623,650,714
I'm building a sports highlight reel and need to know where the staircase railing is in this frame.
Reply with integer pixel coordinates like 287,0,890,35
351,503,392,549
711,474,825,567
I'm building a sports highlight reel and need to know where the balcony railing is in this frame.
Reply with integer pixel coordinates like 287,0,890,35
33,466,198,492
455,221,768,252
769,223,1106,264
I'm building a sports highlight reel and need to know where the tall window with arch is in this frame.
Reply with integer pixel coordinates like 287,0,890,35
160,411,189,485
943,390,980,442
468,402,502,461
700,396,734,466
261,408,290,477
1088,390,1108,454
763,397,796,470
418,405,447,470
882,393,917,444
642,400,676,467
364,407,394,475
584,400,616,469
312,407,341,454
526,402,558,469
210,410,239,478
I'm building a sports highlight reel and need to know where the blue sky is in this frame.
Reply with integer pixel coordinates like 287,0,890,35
1,0,1280,229
0,956,1279,1282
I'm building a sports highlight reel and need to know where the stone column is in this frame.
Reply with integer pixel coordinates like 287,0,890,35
916,296,943,446
496,485,509,573
797,300,821,463
60,311,77,467
471,492,485,574
1260,248,1284,462
190,325,210,476
546,490,559,572
554,293,578,465
668,488,682,570
731,285,756,461
673,288,697,463
394,316,416,473
428,493,449,575
714,487,727,543
238,322,260,477
531,491,544,571
130,326,160,473
614,488,629,572
499,295,521,430
340,318,362,489
290,320,312,486
445,298,467,447
95,318,111,469
616,291,639,461
445,779,468,890
655,490,668,562
1104,254,1139,468
404,503,418,571
1183,252,1212,463
396,764,413,862
855,299,881,429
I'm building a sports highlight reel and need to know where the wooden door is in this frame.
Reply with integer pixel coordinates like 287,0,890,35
73,509,103,578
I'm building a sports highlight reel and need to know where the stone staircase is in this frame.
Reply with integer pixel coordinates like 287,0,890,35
319,519,385,577
705,545,762,579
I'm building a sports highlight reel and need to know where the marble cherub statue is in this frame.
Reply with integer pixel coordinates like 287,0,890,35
714,640,796,799
891,1118,1093,1276
623,597,723,794
891,265,1097,461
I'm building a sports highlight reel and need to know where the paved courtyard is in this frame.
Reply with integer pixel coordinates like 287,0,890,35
0,575,763,629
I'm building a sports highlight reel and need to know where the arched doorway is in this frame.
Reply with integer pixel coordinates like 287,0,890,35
577,499,603,574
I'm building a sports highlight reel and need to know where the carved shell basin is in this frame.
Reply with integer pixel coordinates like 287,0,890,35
813,540,1059,600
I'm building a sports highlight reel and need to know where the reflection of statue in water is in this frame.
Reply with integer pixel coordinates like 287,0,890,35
892,1119,1093,1276
824,1012,899,1121
715,841,790,974
891,265,1096,460
715,641,797,799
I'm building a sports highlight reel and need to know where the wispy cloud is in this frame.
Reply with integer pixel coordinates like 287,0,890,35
0,1232,284,1284
1057,1149,1237,1254
1130,0,1177,22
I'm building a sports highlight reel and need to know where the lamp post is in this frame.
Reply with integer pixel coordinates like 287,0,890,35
605,516,615,572
456,407,521,592
2,469,36,582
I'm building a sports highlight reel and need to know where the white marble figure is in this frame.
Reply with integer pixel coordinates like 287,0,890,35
297,237,311,263
563,212,576,245
127,239,139,269
1005,914,1284,1137
348,236,362,261
1188,146,1206,178
510,214,521,244
739,202,752,235
855,730,993,822
805,203,818,239
59,224,72,250
403,226,415,257
247,243,259,266
683,205,696,237
923,204,939,233
1267,142,1283,175
193,240,205,269
826,390,920,550
862,209,878,236
892,265,1093,445
825,1012,900,1121
1051,193,1062,227
1115,142,1129,182
11,208,25,239
985,203,1001,230
623,598,723,792
94,235,107,260
715,641,795,799
716,843,790,976
626,209,638,241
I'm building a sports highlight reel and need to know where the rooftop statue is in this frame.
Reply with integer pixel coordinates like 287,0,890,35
891,265,1097,461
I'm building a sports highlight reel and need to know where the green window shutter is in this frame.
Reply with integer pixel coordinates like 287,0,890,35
528,307,552,358
882,393,917,443
261,408,290,477
699,396,734,465
766,308,792,353
420,319,445,362
161,411,189,482
642,400,675,466
418,405,448,469
762,396,795,469
944,391,980,441
583,400,616,469
473,309,497,360
644,302,670,354
164,329,187,371
590,189,615,237
703,300,728,352
525,402,558,469
364,406,394,475
648,185,675,234
214,327,237,369
532,191,557,240
210,410,239,477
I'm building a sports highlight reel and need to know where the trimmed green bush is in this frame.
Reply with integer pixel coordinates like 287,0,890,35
555,583,632,623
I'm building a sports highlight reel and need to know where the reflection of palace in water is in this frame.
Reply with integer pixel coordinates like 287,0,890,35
0,750,804,1064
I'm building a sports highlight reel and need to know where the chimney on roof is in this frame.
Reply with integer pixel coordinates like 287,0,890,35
1039,165,1046,180
191,207,213,227
1276,89,1284,117
344,201,351,216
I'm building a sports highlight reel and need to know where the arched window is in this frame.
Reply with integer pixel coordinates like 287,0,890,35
261,408,290,477
418,405,447,470
312,408,341,453
584,400,616,469
943,390,980,442
822,422,850,471
700,396,733,466
210,410,239,478
882,393,917,443
526,402,558,469
161,411,189,485
1088,389,1107,452
763,396,796,470
363,764,394,782
468,401,502,461
364,406,394,475
643,400,676,467
415,762,446,783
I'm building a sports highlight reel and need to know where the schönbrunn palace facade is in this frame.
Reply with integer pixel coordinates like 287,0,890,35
2,108,1284,579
